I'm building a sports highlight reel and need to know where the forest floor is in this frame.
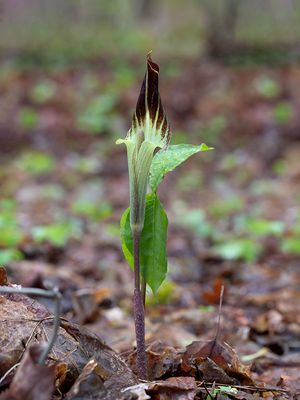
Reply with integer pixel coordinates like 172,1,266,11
0,57,300,399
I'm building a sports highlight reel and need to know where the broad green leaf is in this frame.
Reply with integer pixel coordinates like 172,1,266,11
150,143,213,192
120,193,168,294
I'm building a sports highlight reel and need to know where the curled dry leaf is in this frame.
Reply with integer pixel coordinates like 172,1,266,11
148,377,197,400
181,340,254,385
0,291,138,397
0,344,55,400
126,340,182,381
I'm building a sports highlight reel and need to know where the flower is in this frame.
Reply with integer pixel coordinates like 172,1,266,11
117,54,171,231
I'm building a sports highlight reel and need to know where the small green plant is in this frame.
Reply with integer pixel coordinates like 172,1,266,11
0,200,24,264
77,93,118,134
72,199,112,222
30,80,56,103
117,54,212,378
205,385,238,399
18,107,39,130
273,101,294,125
254,75,280,98
32,219,82,247
17,151,55,175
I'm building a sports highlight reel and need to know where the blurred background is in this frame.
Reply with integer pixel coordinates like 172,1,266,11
0,0,300,341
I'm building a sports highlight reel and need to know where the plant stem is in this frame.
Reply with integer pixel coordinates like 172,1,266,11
133,229,147,379
141,278,146,308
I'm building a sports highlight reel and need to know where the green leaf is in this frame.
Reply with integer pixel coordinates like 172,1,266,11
0,249,23,265
213,239,261,262
150,143,213,192
120,193,168,294
32,219,82,247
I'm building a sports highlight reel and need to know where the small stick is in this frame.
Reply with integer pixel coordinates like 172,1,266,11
215,285,224,342
0,363,20,385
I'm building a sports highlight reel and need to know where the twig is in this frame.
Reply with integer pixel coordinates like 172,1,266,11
214,285,224,342
197,381,290,394
0,363,20,385
0,285,62,365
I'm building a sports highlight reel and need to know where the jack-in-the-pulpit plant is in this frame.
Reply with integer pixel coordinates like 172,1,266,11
117,54,212,379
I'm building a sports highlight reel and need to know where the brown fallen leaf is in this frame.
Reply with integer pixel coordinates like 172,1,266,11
148,377,197,400
197,357,237,385
182,340,254,385
65,359,102,400
0,344,55,400
127,341,182,381
0,290,138,396
0,267,8,286
72,287,112,323
202,278,227,305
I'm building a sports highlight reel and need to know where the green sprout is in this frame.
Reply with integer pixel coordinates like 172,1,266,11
117,54,212,378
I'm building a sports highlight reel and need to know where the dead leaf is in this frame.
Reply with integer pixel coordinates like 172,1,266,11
202,278,226,305
251,310,284,335
122,383,151,400
148,377,197,400
0,291,138,397
72,287,111,323
127,341,182,380
198,358,237,384
182,340,254,385
0,267,8,286
0,344,55,400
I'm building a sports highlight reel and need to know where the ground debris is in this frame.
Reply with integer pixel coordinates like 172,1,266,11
0,344,55,400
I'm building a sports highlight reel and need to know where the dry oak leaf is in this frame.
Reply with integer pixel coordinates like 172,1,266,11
182,340,254,385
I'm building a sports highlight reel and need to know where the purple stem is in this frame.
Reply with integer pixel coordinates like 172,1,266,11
133,230,147,379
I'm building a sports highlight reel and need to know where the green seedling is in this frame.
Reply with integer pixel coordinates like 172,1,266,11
117,54,212,378
254,75,280,98
0,249,23,265
213,238,262,262
30,80,56,103
17,151,55,175
206,385,238,399
146,280,177,305
72,199,112,222
77,93,118,134
173,204,214,239
18,107,39,131
32,219,82,247
273,101,294,125
0,200,23,248
208,195,244,218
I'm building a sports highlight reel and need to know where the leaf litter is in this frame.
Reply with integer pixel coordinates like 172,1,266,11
1,59,300,398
